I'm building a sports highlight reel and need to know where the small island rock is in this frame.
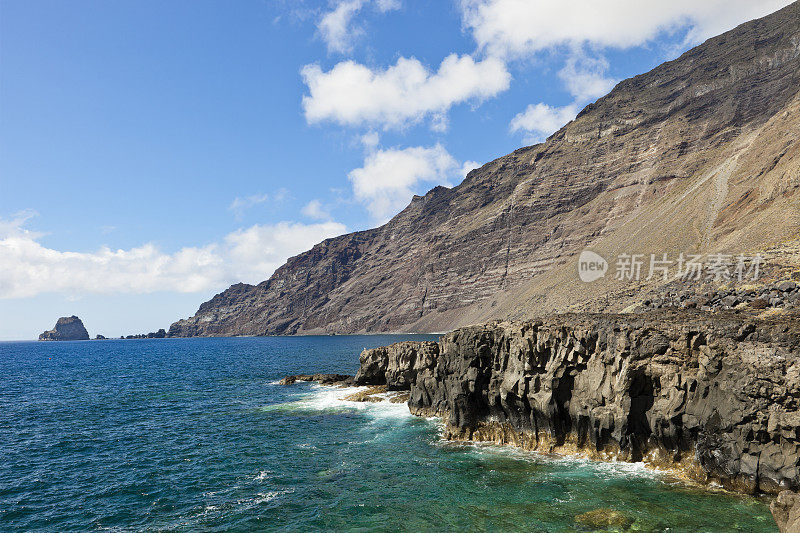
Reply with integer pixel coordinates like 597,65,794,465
38,316,90,341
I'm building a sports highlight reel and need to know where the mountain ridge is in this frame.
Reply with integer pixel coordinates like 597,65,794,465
169,1,800,337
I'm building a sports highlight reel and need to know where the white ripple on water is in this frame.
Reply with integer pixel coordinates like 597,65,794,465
194,487,296,522
237,488,295,508
253,470,271,482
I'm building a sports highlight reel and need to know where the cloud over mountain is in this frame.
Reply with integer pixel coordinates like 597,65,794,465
348,144,477,221
460,0,795,57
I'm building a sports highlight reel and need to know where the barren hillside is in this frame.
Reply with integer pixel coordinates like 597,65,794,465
170,2,800,337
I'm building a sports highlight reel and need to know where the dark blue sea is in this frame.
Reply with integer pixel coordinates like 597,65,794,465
0,336,775,531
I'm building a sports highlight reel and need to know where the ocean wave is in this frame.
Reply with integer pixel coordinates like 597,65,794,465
260,384,414,420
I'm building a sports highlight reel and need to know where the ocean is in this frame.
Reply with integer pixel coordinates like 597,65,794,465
0,336,775,532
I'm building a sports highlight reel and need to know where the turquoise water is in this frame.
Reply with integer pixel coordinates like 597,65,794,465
0,336,775,532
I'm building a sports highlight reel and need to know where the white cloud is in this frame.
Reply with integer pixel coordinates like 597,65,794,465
301,199,332,221
301,53,511,130
228,189,289,219
318,0,401,54
348,144,475,221
0,214,346,299
460,160,482,179
510,102,579,143
360,131,380,148
460,0,795,58
272,188,290,202
229,193,269,219
375,0,400,10
558,53,615,102
318,0,366,54
223,221,345,281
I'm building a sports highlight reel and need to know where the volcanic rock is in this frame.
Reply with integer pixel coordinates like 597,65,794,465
354,341,439,389
278,374,353,386
38,316,90,341
357,310,800,495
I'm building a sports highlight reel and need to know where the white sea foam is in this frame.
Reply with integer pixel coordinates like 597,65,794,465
278,384,660,483
231,488,295,512
450,439,659,481
254,470,271,482
271,383,416,421
252,490,289,504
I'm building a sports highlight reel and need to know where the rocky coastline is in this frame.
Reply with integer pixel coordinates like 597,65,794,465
36,316,172,341
284,309,800,528
118,328,168,340
355,310,800,494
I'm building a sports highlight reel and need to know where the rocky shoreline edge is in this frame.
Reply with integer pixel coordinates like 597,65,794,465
282,309,800,531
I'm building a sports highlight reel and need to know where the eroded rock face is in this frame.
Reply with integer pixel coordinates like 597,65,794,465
38,316,90,341
359,310,800,494
354,341,439,390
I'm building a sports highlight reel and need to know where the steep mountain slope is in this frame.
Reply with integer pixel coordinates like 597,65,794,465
170,2,800,337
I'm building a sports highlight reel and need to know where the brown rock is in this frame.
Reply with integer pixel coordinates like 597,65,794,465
575,509,633,530
389,391,410,404
354,341,439,389
343,386,388,403
772,491,800,533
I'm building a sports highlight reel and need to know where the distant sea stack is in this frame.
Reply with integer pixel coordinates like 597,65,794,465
38,316,90,341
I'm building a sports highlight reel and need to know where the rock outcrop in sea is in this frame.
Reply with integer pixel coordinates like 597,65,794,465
38,316,90,341
353,310,800,495
120,329,167,340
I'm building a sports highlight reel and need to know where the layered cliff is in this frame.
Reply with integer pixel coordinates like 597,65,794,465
354,311,800,494
170,2,800,337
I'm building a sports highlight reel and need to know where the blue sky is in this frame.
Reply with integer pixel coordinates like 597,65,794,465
0,0,793,339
